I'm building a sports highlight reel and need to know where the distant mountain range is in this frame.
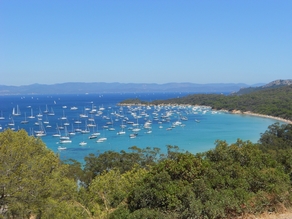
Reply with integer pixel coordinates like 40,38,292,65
235,79,292,95
0,82,259,95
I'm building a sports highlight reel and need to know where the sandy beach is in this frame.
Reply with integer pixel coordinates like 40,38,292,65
231,110,292,124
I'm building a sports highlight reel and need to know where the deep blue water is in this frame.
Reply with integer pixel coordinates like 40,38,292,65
0,92,282,163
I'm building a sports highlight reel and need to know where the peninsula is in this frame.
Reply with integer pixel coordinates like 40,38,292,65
120,79,292,123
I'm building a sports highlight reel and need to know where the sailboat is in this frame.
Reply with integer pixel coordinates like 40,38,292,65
37,107,43,118
0,111,5,120
52,124,61,137
108,118,115,131
28,108,35,119
48,107,55,116
96,128,107,142
68,124,76,135
20,112,29,124
60,110,67,120
117,127,126,135
43,104,49,114
81,121,90,134
59,128,72,143
43,115,50,124
89,124,101,139
8,117,15,127
87,118,96,127
35,121,46,137
12,105,21,116
59,126,70,140
132,118,141,132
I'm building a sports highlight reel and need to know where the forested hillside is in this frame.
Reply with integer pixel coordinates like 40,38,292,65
2,122,292,218
121,85,292,121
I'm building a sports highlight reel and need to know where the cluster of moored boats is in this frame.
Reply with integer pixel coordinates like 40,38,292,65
0,103,212,151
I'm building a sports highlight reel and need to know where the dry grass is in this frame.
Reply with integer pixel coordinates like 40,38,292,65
239,207,292,219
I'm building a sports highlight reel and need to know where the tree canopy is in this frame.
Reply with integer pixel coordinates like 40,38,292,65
2,120,292,218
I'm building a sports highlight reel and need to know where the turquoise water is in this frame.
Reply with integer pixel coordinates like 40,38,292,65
0,93,282,163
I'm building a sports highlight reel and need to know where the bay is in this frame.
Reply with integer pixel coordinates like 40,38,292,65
0,92,282,163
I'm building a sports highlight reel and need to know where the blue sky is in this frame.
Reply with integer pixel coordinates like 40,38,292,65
1,0,291,86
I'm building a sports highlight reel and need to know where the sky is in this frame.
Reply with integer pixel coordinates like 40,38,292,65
0,0,291,86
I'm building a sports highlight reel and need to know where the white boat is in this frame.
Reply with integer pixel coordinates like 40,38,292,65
58,146,67,150
88,134,97,139
99,105,105,111
132,128,141,132
80,109,88,118
129,133,137,138
87,123,96,127
117,129,126,135
81,129,90,134
79,141,87,146
35,132,46,137
52,133,61,137
59,135,70,140
59,139,72,144
181,116,188,121
96,137,107,143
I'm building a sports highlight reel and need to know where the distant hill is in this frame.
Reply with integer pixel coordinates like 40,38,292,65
0,82,250,95
236,79,292,95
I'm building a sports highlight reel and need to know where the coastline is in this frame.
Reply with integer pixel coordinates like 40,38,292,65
119,101,292,125
231,110,292,124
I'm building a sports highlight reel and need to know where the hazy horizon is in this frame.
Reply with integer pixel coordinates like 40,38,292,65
0,81,264,87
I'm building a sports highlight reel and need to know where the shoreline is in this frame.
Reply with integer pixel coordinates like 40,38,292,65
119,102,292,125
231,110,292,124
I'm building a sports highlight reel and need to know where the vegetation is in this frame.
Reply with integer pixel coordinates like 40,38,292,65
1,123,292,218
120,85,292,120
0,129,85,218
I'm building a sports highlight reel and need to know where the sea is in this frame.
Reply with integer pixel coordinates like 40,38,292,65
0,92,283,163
